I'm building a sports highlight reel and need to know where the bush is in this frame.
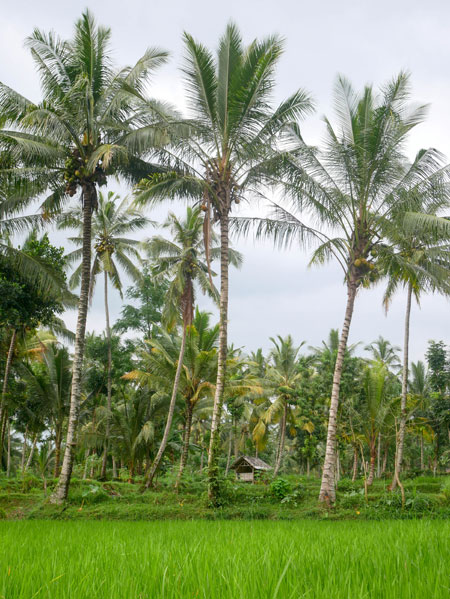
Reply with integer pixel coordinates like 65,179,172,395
270,478,291,500
337,478,361,493
440,478,450,504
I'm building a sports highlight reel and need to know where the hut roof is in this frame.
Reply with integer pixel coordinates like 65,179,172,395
231,456,272,471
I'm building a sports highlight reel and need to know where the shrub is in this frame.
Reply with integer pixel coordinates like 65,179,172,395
440,478,450,504
270,478,291,500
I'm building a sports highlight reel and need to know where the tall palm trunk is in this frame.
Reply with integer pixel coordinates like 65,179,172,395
208,213,229,499
21,425,28,473
352,446,358,481
100,271,113,479
6,421,11,477
420,433,424,471
51,184,95,503
392,282,412,490
0,329,17,454
54,424,62,478
273,403,287,477
367,439,376,486
319,278,358,504
25,434,38,471
174,400,193,490
146,325,187,488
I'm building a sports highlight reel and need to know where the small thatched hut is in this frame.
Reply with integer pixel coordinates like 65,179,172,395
231,456,271,482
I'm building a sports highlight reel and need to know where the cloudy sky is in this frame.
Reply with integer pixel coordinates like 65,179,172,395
3,0,450,361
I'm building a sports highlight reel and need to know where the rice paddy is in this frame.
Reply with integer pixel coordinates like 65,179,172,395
1,520,449,598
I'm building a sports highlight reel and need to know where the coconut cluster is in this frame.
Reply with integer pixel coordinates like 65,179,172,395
64,147,107,197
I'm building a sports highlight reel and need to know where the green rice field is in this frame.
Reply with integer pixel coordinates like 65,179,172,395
1,520,449,598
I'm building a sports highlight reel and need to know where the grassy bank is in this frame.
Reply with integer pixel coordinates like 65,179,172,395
0,473,449,520
1,520,449,598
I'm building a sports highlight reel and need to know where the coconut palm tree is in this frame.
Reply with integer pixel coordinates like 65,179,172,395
0,10,170,501
382,203,450,488
143,206,223,487
360,361,394,485
60,191,150,478
18,343,71,477
134,23,314,501
263,335,304,477
234,73,450,503
365,337,401,373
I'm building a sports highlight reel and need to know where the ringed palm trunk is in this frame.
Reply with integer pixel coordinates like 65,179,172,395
100,271,113,480
208,212,229,500
273,402,287,477
145,325,187,488
0,329,17,453
319,277,358,504
25,433,38,471
51,184,95,503
391,282,412,490
174,400,193,490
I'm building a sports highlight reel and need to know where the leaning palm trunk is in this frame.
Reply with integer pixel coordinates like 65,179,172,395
392,282,412,490
0,329,17,452
25,434,38,471
6,421,11,477
174,401,193,490
51,185,95,503
100,271,113,480
145,325,187,488
319,279,358,504
208,213,229,499
273,403,287,477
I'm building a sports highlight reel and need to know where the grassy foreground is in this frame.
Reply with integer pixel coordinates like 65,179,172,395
1,520,449,598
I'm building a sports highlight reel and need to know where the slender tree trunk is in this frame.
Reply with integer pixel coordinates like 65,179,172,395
208,213,229,500
51,185,95,503
6,421,11,477
101,271,113,480
352,446,358,481
377,435,381,479
0,329,17,454
145,325,187,488
112,456,118,479
392,282,412,490
175,401,193,490
367,440,376,486
54,424,62,478
21,426,28,474
420,433,424,471
273,403,287,477
382,445,388,475
319,279,358,504
25,434,38,471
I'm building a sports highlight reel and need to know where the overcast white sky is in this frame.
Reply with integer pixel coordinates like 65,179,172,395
3,0,450,361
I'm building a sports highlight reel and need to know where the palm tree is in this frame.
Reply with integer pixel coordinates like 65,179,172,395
0,10,170,502
365,337,401,373
263,335,304,477
360,361,393,485
60,191,150,478
134,23,314,501
18,343,71,477
143,206,223,487
234,73,450,503
382,205,450,488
